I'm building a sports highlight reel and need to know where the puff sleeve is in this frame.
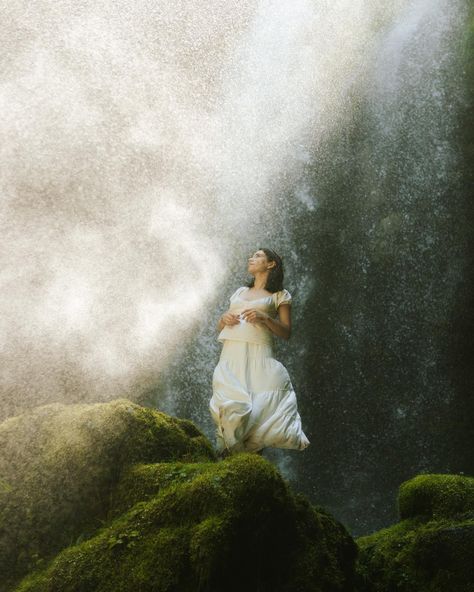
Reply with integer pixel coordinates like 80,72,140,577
274,289,292,309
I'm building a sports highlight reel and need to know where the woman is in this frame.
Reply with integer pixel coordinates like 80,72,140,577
209,248,310,459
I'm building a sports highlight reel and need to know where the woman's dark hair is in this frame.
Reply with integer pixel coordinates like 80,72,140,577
245,248,284,292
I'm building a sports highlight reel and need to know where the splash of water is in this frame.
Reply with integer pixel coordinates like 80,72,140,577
1,0,465,422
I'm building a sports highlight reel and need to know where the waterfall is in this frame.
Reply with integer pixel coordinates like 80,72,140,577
0,0,470,535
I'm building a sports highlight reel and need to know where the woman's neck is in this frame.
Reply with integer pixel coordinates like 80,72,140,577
252,275,268,290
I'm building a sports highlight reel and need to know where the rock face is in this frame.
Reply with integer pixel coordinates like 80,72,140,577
0,399,357,592
355,474,474,592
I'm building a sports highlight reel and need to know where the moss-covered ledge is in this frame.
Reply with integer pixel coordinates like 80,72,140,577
0,398,216,592
355,473,474,592
15,453,358,592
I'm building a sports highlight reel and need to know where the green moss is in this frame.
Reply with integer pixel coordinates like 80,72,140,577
109,461,217,518
398,473,474,520
15,452,357,592
355,473,474,592
290,493,358,591
0,398,216,591
189,514,231,588
356,516,474,592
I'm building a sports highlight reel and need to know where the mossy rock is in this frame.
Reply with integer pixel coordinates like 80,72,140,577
0,398,215,591
398,473,474,521
355,473,474,591
109,460,219,518
15,452,357,592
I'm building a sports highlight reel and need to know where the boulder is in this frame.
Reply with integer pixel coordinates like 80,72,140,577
355,473,474,592
0,398,215,591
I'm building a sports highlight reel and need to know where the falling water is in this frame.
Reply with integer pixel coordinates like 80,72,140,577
0,0,471,534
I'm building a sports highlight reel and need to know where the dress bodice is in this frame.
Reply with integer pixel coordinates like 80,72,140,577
217,286,292,346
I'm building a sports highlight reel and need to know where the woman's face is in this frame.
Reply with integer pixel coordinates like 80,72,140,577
247,250,269,274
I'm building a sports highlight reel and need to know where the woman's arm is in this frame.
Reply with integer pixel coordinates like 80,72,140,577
262,304,291,340
240,306,292,340
217,314,225,332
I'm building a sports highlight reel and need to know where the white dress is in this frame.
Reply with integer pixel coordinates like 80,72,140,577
209,286,310,454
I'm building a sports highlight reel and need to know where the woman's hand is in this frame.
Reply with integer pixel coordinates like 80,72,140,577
240,308,269,325
221,311,240,326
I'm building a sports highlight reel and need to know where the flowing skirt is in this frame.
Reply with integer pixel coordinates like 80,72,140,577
209,340,310,453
